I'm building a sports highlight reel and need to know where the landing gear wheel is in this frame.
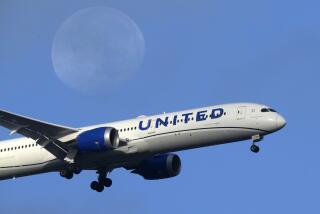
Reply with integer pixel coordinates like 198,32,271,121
60,169,73,179
73,168,81,175
90,181,104,192
60,169,68,177
69,165,81,175
91,181,98,190
98,177,113,187
104,178,112,187
250,144,260,153
96,183,104,192
65,173,73,180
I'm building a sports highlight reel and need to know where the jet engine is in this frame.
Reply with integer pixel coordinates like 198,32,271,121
132,153,181,180
76,127,120,152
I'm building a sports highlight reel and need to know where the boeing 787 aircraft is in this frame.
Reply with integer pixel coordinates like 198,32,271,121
0,103,286,192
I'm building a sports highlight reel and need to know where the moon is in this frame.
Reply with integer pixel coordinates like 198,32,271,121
52,7,145,94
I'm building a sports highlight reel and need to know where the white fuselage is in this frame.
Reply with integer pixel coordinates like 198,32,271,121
0,103,286,180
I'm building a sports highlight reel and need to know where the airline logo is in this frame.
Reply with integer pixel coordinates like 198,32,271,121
139,108,224,131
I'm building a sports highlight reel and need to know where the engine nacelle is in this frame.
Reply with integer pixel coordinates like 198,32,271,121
76,127,120,152
132,153,181,180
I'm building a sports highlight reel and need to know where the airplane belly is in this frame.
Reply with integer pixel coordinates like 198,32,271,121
75,140,151,170
0,149,63,180
0,159,63,180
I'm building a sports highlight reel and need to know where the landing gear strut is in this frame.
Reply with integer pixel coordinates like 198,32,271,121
250,134,263,153
90,169,113,192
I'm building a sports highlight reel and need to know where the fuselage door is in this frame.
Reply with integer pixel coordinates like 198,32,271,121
237,106,247,120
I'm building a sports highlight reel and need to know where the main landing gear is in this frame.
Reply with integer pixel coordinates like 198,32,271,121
90,170,113,193
250,134,263,153
59,165,81,180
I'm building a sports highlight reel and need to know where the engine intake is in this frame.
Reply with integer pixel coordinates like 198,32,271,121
76,127,119,152
132,153,181,180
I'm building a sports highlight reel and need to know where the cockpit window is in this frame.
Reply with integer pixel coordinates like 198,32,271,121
261,108,277,113
269,108,277,112
261,108,269,112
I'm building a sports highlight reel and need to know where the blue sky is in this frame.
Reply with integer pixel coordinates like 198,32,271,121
1,0,320,213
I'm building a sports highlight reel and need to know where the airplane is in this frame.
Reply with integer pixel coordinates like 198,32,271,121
0,103,286,192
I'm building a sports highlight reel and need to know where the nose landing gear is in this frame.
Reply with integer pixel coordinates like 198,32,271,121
250,144,260,153
250,134,263,153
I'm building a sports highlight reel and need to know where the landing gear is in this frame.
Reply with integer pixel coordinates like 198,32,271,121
73,168,81,175
69,165,81,175
250,134,263,153
90,169,113,192
59,165,81,179
99,177,113,187
59,169,73,180
90,181,104,192
250,144,260,153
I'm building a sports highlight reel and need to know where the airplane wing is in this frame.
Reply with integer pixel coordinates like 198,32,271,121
0,109,79,161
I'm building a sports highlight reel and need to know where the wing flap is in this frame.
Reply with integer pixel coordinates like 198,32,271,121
36,137,69,160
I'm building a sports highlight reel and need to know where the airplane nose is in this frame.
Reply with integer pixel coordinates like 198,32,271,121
277,115,287,129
